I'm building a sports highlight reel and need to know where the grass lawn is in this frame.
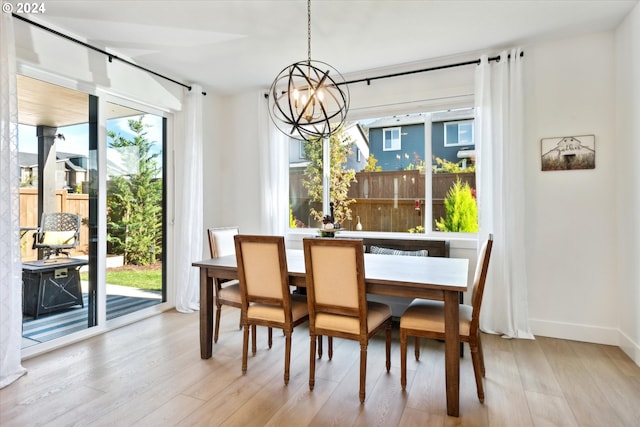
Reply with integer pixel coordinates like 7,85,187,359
80,264,162,291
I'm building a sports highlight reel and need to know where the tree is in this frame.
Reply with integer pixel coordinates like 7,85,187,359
302,128,357,225
435,178,478,232
361,154,382,172
106,116,162,265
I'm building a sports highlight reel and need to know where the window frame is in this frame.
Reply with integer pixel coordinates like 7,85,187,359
382,127,401,151
444,119,474,147
287,108,477,238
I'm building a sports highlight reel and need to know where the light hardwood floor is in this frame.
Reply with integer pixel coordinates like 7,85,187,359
2,308,639,426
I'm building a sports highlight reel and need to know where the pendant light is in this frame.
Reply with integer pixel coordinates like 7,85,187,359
268,0,349,142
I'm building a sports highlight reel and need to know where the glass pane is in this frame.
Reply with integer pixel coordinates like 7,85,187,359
352,116,425,232
105,104,164,319
289,129,358,230
432,117,477,232
18,76,94,346
458,121,473,144
288,110,477,235
445,122,458,145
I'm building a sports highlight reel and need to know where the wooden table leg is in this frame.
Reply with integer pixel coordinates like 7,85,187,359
200,268,214,359
444,290,460,417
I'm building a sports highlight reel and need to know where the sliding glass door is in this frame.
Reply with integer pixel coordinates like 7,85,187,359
105,102,166,320
18,76,168,348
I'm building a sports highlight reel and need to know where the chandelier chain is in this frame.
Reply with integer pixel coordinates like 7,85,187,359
307,0,311,62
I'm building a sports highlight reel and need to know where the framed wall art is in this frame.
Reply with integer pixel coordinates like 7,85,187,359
540,134,595,171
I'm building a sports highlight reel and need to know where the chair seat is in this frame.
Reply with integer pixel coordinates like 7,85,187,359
315,301,391,335
247,297,309,324
218,281,241,303
401,300,473,337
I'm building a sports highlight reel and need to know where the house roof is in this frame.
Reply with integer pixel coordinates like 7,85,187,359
19,151,88,167
364,113,428,129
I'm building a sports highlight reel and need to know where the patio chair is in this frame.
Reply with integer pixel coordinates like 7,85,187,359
32,212,81,258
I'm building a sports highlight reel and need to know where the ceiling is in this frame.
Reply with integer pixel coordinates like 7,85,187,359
15,0,638,126
21,0,638,95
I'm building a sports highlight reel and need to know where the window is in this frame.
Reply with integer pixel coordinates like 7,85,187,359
444,120,474,146
383,127,401,151
288,110,477,235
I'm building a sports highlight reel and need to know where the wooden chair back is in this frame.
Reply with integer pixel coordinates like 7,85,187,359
207,226,239,258
234,235,292,322
469,234,494,332
303,238,367,336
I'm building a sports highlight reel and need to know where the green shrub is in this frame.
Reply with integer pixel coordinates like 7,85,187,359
408,225,425,233
435,178,478,232
432,156,475,174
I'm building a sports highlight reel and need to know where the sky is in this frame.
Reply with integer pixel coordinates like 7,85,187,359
18,114,164,155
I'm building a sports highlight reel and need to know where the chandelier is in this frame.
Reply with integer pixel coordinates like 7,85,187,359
268,0,349,142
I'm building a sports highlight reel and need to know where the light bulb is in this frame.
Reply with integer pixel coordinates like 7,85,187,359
292,89,299,109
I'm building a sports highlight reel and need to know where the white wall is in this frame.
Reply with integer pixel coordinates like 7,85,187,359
203,92,266,234
523,15,640,365
524,32,619,344
615,2,640,364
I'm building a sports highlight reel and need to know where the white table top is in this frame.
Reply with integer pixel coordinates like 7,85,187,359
194,249,469,292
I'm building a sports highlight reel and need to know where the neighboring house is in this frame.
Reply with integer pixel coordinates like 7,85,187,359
343,123,369,172
18,152,38,186
431,109,476,168
365,113,426,171
288,122,369,172
364,109,476,171
19,150,88,191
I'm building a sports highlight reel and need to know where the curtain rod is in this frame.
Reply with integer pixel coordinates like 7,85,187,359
341,51,524,86
12,13,207,95
264,51,523,98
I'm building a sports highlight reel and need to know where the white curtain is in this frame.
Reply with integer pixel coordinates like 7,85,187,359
258,92,289,235
0,12,27,388
475,48,534,339
174,85,204,313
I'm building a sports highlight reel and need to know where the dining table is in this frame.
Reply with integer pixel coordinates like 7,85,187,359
192,249,469,417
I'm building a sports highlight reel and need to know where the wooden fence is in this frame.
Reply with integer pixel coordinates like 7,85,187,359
290,171,475,232
20,189,89,261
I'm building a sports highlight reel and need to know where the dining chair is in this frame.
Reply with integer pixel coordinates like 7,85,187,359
207,226,245,342
399,234,493,403
234,234,309,385
303,237,392,403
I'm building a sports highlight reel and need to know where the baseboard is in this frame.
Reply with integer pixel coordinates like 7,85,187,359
618,329,640,367
531,318,640,367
